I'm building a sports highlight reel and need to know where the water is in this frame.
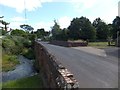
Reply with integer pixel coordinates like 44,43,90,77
1,55,37,82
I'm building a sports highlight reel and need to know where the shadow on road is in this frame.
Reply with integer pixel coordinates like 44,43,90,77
103,47,120,58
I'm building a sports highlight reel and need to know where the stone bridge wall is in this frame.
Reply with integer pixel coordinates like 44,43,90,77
34,41,79,89
49,40,88,47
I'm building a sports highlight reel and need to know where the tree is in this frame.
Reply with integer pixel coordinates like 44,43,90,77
20,24,34,32
112,16,120,39
51,20,61,40
0,20,9,31
60,28,68,41
93,18,109,40
68,17,81,40
34,28,50,40
1,29,7,35
68,16,96,41
11,29,27,36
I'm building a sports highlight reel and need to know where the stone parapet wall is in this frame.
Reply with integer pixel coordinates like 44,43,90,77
34,41,79,89
49,40,88,47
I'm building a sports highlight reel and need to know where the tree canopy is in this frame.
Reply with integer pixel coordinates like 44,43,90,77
112,16,120,39
51,20,62,40
34,28,50,40
11,29,27,36
93,18,109,40
68,16,96,41
20,24,34,32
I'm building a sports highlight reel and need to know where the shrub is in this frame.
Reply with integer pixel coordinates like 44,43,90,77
22,48,35,60
2,54,20,72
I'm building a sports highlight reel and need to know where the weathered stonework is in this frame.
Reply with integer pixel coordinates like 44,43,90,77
34,41,79,89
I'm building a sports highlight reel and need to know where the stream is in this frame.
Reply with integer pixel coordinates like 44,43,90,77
1,55,37,82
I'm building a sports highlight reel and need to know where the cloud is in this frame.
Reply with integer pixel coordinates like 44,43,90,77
10,16,27,22
34,21,54,31
9,22,24,29
33,16,71,31
58,16,71,29
0,0,52,13
70,0,97,13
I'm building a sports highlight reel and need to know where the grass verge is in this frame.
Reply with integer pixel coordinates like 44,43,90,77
2,74,43,89
88,42,114,48
2,54,20,72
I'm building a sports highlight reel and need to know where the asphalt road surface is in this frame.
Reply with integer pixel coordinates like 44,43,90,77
39,42,118,88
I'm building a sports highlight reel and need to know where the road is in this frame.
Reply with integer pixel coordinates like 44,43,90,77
39,42,118,88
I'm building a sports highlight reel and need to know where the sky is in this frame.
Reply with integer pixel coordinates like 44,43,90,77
0,0,119,31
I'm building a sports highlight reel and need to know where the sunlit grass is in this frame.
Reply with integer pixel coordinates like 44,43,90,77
2,75,43,88
2,54,20,72
88,42,115,48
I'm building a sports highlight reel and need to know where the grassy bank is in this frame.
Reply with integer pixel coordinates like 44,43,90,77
2,54,20,72
2,75,43,88
2,35,34,72
88,42,115,48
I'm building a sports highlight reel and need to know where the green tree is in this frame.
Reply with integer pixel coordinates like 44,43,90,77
1,29,7,35
51,20,61,40
0,20,9,31
68,17,81,40
68,16,96,41
11,29,28,37
93,18,109,40
60,28,68,41
0,16,10,31
112,16,120,39
20,24,34,32
34,28,50,40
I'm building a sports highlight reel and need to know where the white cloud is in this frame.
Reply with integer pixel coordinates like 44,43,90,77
33,16,71,31
34,21,54,31
9,22,24,29
10,16,27,22
58,16,71,29
0,0,52,13
70,0,97,13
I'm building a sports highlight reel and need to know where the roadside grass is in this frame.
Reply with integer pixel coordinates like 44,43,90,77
88,42,115,49
2,74,43,89
2,54,20,72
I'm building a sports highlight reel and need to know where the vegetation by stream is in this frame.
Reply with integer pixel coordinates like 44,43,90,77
2,74,43,88
1,30,41,88
2,33,35,72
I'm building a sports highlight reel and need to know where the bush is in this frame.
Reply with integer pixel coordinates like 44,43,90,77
22,48,35,60
2,54,20,72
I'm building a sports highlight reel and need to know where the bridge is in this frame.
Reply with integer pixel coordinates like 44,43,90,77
34,41,118,89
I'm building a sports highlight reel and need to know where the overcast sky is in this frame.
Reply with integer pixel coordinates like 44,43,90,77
0,0,119,31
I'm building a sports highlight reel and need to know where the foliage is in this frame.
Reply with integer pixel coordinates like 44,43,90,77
56,28,68,41
0,29,7,35
34,28,50,40
22,48,35,60
2,54,19,72
112,16,120,39
68,16,96,41
93,18,110,40
51,20,62,40
11,29,28,37
2,75,43,88
0,20,10,31
2,36,25,55
20,24,34,32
